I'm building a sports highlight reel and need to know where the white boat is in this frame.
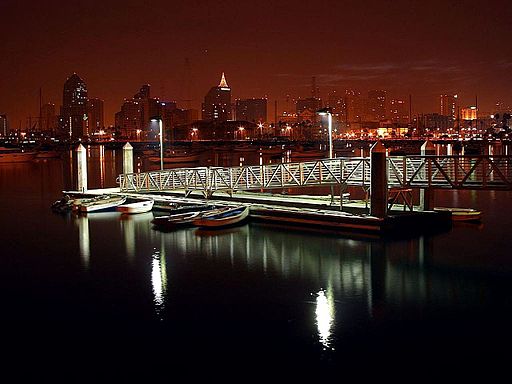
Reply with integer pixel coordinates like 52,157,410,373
151,206,230,230
79,195,127,213
433,207,482,222
0,147,37,163
117,199,154,214
192,205,249,228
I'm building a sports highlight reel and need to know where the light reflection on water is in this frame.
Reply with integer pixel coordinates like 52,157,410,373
2,142,512,372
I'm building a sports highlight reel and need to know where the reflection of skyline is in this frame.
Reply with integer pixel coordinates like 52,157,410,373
69,210,503,349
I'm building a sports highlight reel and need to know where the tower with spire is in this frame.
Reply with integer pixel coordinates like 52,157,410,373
202,73,232,121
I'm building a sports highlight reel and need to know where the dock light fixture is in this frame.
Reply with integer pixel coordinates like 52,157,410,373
317,108,333,159
151,117,164,170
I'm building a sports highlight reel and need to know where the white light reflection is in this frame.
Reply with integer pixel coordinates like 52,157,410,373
76,215,90,269
151,247,167,319
315,288,335,350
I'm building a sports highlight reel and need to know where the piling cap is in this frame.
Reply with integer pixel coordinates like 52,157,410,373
76,143,86,152
123,142,133,150
421,139,435,152
370,140,386,153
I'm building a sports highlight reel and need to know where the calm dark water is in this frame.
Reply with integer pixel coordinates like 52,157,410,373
1,145,512,379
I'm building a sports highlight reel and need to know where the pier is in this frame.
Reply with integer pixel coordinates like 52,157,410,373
62,140,512,236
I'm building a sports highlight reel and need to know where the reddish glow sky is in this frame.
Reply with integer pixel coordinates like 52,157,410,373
1,0,511,127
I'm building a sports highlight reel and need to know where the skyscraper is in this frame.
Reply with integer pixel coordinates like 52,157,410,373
87,98,104,132
202,73,232,121
366,90,387,121
440,94,458,119
0,114,8,136
235,98,267,123
61,73,88,138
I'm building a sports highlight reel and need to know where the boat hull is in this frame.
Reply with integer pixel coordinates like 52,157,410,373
193,206,249,228
79,196,127,213
117,200,154,214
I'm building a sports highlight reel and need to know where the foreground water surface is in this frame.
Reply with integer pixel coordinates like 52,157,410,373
1,146,512,379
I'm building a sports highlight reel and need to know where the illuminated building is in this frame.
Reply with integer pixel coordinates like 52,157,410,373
461,106,477,121
440,94,458,119
366,90,387,121
388,99,409,125
235,98,267,123
87,98,104,132
60,73,88,138
115,99,141,140
0,114,8,136
345,90,363,123
202,73,232,121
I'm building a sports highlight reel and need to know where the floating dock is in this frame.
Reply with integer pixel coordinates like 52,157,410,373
62,187,452,238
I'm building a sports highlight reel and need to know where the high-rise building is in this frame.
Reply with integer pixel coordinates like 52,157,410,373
202,73,232,121
60,73,88,138
440,94,458,119
235,98,267,123
0,114,8,136
366,90,387,121
116,99,141,140
388,99,409,125
87,98,104,132
345,90,363,123
134,84,151,100
41,103,57,134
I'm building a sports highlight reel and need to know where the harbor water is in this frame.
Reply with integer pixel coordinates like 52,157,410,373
1,144,512,379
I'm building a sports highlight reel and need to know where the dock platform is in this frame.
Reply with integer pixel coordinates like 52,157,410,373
62,188,452,237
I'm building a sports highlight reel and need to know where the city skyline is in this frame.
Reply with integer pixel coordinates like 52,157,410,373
1,0,511,128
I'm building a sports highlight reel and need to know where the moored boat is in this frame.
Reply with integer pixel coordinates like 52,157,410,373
192,205,249,228
117,199,154,214
79,195,127,213
433,207,482,222
151,206,230,230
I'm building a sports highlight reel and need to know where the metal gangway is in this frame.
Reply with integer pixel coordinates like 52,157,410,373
117,155,512,196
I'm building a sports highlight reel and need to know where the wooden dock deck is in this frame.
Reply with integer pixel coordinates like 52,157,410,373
62,187,451,237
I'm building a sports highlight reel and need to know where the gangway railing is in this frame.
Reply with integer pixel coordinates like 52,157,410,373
117,155,512,194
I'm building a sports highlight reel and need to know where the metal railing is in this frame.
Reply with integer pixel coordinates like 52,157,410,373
117,155,512,194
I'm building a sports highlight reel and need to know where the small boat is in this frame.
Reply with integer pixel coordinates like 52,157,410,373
433,207,482,222
148,149,201,164
79,195,127,213
52,194,104,213
151,206,230,230
117,199,154,214
192,205,249,228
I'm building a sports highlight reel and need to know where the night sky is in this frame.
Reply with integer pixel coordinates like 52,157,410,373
1,0,511,127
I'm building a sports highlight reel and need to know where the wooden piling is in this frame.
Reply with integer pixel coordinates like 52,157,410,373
76,144,87,192
420,140,435,211
123,142,134,175
370,140,387,218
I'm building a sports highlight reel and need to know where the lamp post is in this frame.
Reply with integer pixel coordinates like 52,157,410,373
317,108,333,159
151,117,164,170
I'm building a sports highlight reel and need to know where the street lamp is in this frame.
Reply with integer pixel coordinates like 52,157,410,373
151,117,164,170
317,108,333,159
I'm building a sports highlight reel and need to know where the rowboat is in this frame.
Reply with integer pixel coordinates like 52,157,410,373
192,206,249,228
79,195,127,213
433,207,482,222
117,199,154,214
151,206,230,230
